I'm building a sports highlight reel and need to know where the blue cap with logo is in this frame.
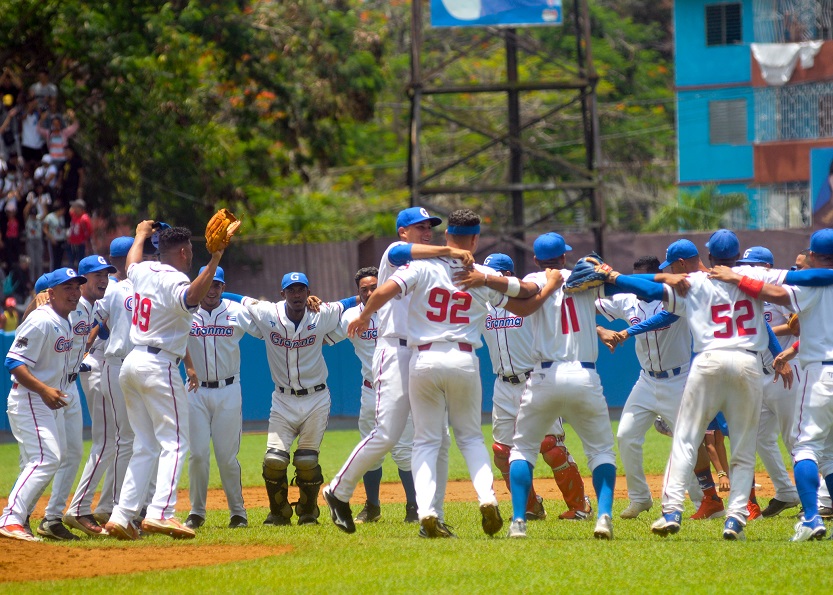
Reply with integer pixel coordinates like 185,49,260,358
810,228,833,255
533,232,572,260
281,272,309,290
109,236,134,258
736,246,774,266
78,255,117,275
35,273,49,293
705,229,740,259
659,239,699,270
396,207,442,229
483,253,514,274
199,265,225,284
150,221,171,250
45,267,87,289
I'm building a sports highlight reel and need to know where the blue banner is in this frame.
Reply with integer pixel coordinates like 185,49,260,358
431,0,563,28
810,146,833,227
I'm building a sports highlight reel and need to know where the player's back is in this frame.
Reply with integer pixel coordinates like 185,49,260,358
128,261,192,356
482,304,536,375
785,282,833,367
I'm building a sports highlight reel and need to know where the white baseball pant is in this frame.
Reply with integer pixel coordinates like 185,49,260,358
357,382,415,471
492,376,565,446
756,365,800,502
267,387,330,453
43,382,84,520
792,362,833,475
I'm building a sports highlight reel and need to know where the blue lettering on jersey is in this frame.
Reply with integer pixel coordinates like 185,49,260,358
73,320,92,336
270,333,316,349
359,329,378,340
55,337,73,352
191,323,234,337
485,315,523,330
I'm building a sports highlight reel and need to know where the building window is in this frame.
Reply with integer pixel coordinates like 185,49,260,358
709,99,747,144
706,3,742,46
820,94,833,138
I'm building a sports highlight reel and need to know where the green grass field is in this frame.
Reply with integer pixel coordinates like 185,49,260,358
3,422,831,594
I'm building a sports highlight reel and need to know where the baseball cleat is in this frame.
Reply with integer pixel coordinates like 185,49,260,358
818,506,833,519
184,514,205,530
105,520,140,541
690,495,725,520
355,502,382,524
296,513,320,526
790,515,826,542
593,514,613,540
24,515,34,538
761,498,800,518
722,516,746,541
262,513,291,526
419,515,456,538
93,511,111,525
620,500,652,519
526,495,547,521
37,518,80,541
559,496,592,520
323,487,356,534
63,514,108,536
141,517,196,539
404,502,419,524
480,502,504,536
747,501,762,521
507,519,527,538
228,515,248,529
0,524,39,542
651,511,682,537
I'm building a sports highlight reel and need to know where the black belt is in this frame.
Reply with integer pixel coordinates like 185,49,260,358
501,371,531,384
279,383,326,396
399,339,408,347
201,377,235,388
363,379,373,389
541,361,595,370
647,367,682,379
417,342,473,352
67,373,78,382
822,361,833,366
142,346,182,365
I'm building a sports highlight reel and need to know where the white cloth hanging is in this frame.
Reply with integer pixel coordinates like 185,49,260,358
751,41,823,86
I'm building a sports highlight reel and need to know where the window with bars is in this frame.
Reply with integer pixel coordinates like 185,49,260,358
706,3,743,45
820,94,833,137
709,99,748,144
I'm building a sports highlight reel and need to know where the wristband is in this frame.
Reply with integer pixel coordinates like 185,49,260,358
792,340,800,352
737,276,764,299
717,471,728,478
505,276,521,298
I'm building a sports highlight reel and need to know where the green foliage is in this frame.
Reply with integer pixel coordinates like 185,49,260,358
643,185,749,232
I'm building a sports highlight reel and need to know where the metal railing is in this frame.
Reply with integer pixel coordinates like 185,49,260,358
754,0,833,43
754,80,833,141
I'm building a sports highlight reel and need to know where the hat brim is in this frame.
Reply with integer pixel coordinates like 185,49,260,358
281,282,309,291
658,260,672,270
82,264,117,275
52,276,88,287
735,258,770,265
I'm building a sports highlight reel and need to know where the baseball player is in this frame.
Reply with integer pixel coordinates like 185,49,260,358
37,255,115,540
348,210,560,538
0,268,86,542
183,265,259,530
104,222,226,540
325,267,419,524
479,252,590,521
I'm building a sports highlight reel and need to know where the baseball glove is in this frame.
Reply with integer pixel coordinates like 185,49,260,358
564,252,619,294
205,208,241,253
787,313,800,337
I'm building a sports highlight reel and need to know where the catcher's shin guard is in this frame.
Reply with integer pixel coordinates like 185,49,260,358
263,468,293,522
293,465,324,523
540,435,588,514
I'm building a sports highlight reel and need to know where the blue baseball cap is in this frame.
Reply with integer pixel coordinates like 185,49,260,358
396,207,441,230
78,255,117,275
736,246,774,266
35,273,49,293
199,265,225,284
150,221,171,250
810,228,833,255
659,239,699,270
533,233,572,260
281,272,309,290
109,236,134,258
45,267,87,289
483,253,514,274
706,229,740,259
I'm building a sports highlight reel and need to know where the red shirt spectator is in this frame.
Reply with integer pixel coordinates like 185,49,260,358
67,198,91,268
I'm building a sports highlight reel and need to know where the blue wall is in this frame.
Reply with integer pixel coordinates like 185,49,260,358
1,316,640,433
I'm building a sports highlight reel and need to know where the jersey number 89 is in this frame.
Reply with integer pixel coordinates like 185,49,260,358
132,294,152,332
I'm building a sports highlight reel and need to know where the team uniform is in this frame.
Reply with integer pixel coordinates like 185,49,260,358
0,303,75,535
242,293,343,525
108,260,196,531
187,298,258,524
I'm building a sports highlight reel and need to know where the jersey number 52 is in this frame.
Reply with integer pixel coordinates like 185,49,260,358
132,294,152,332
711,299,756,338
426,287,471,323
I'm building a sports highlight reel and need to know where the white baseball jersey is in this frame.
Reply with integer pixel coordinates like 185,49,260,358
67,296,96,374
390,260,507,347
327,303,378,383
127,261,195,358
522,269,602,363
482,304,537,376
596,294,690,372
188,299,259,381
377,241,411,340
663,268,784,353
785,284,833,368
97,278,135,359
243,297,343,390
7,305,74,391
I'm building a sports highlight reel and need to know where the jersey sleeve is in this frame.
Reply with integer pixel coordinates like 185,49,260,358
787,284,818,315
390,262,421,296
595,294,626,322
232,302,263,339
663,284,687,316
6,315,48,367
318,302,345,334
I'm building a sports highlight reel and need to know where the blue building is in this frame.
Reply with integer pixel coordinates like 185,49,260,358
675,0,833,229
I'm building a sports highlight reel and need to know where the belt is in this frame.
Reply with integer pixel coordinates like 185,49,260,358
363,379,373,389
417,342,473,352
541,361,595,370
201,376,235,388
399,339,408,347
646,367,682,379
67,373,78,382
279,383,326,396
822,361,833,366
137,345,182,365
501,371,531,384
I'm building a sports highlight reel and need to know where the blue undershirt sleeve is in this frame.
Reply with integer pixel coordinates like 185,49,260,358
338,295,358,310
627,310,680,336
784,269,833,286
606,274,665,302
221,292,244,303
766,321,782,358
5,357,25,372
388,244,413,267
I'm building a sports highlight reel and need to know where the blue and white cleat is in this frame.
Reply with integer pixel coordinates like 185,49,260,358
651,511,682,537
791,515,826,542
722,516,746,541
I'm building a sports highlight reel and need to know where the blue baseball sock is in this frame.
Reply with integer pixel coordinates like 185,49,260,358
509,460,533,522
363,467,383,507
794,459,820,521
398,468,417,506
592,463,616,517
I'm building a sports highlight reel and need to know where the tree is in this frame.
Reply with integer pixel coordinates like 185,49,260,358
642,185,748,232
